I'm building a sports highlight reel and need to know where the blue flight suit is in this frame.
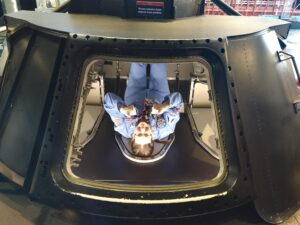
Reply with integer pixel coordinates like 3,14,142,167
104,63,183,140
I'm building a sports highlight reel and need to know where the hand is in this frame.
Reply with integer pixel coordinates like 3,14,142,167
120,105,137,117
151,102,169,115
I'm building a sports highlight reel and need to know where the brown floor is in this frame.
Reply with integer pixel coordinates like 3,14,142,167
72,114,220,185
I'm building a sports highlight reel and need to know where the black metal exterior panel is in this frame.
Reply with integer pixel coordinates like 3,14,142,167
0,32,62,177
0,12,298,222
70,0,199,19
227,31,300,223
125,0,174,19
19,0,37,10
24,32,256,218
5,11,290,40
70,0,125,17
0,29,33,119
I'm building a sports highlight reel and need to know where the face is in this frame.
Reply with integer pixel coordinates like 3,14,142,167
133,121,152,145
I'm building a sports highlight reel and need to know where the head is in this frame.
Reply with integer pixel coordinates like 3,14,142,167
131,119,154,157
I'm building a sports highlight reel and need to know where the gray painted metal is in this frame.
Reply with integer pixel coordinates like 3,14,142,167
5,11,290,39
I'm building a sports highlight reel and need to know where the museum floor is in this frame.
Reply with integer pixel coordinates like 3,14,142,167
0,28,299,225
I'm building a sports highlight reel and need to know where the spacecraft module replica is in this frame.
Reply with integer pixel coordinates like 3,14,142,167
0,0,299,224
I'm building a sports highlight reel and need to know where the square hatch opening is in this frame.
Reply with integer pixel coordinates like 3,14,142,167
64,57,226,190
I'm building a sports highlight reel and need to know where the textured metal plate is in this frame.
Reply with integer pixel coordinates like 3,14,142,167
227,31,300,223
5,11,290,40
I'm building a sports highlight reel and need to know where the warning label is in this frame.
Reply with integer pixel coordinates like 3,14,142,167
136,1,165,18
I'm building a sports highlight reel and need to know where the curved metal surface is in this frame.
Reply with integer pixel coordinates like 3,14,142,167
5,11,290,40
0,10,298,223
227,30,300,223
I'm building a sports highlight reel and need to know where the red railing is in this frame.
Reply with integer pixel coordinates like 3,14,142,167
205,0,300,19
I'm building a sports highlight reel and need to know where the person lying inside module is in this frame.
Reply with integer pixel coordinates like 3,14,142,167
104,63,183,157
